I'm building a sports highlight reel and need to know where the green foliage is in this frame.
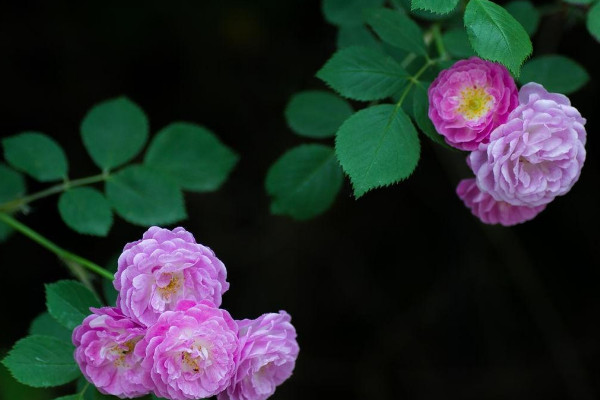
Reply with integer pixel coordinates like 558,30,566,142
322,0,385,26
101,256,118,306
464,0,532,76
520,55,589,94
144,122,238,192
411,0,459,14
58,188,113,236
335,105,420,198
285,91,353,138
412,82,447,147
266,144,343,220
337,25,382,49
106,165,186,226
0,363,52,400
1,335,80,387
29,312,73,343
2,132,68,182
81,97,149,171
0,164,26,241
317,46,409,101
366,8,426,55
54,395,81,400
442,28,476,58
504,1,540,37
564,0,597,4
588,2,600,42
46,280,102,330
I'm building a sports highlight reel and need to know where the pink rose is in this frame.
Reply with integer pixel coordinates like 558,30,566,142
72,307,148,398
114,226,229,326
136,300,238,400
428,57,518,150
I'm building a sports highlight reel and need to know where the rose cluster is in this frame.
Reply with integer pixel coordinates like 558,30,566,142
73,227,299,400
428,57,587,226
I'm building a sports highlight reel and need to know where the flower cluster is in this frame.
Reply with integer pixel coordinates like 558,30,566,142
429,57,587,226
73,227,299,400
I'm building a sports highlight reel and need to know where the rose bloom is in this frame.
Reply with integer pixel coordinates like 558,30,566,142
136,300,238,400
428,57,518,150
114,226,229,326
457,178,546,226
72,307,148,398
217,311,299,400
470,83,587,207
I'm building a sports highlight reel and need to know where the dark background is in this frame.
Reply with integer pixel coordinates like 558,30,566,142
1,1,599,399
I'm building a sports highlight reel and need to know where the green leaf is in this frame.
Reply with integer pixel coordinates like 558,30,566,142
1,335,80,387
81,97,149,171
411,0,459,14
335,105,420,198
322,0,385,26
143,122,238,192
2,132,68,182
564,0,597,4
265,144,343,220
54,395,80,400
105,165,186,226
0,363,53,400
0,164,26,242
58,188,113,236
46,280,102,330
504,1,540,36
284,91,353,138
28,312,73,343
366,7,426,56
101,256,119,306
588,2,600,42
464,0,533,76
317,46,409,101
412,82,448,147
0,221,12,242
519,55,589,94
337,25,382,50
443,28,476,58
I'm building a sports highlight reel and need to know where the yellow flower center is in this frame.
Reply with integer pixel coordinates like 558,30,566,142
112,339,138,367
456,86,493,120
157,273,182,298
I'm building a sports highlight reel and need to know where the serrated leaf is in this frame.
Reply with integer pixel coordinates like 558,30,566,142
29,312,73,343
1,335,80,387
366,8,426,55
337,25,382,50
336,105,420,198
2,132,68,182
412,82,448,147
322,0,386,26
143,122,238,192
317,46,409,101
464,0,532,76
504,1,540,36
46,280,102,330
266,144,343,220
58,188,113,236
411,0,459,14
520,55,589,94
443,28,476,58
284,91,353,138
588,2,600,42
81,97,149,171
105,165,186,226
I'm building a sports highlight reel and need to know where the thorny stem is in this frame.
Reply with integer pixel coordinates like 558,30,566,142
0,212,114,281
0,172,109,212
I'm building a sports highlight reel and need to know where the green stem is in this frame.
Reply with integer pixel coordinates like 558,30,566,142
397,59,435,108
0,172,108,212
0,212,114,280
431,24,449,61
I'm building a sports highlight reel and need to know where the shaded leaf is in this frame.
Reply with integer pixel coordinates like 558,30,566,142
144,122,238,192
335,105,420,198
504,1,540,36
266,144,343,220
412,82,448,147
464,0,532,76
81,97,149,171
1,335,79,387
285,91,353,138
366,7,426,55
105,165,186,226
411,0,459,14
58,188,113,236
322,0,385,26
317,46,409,101
28,312,73,343
2,132,68,182
337,25,382,50
46,280,102,330
520,55,589,94
101,256,119,307
588,2,600,42
442,28,476,58
0,164,26,242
